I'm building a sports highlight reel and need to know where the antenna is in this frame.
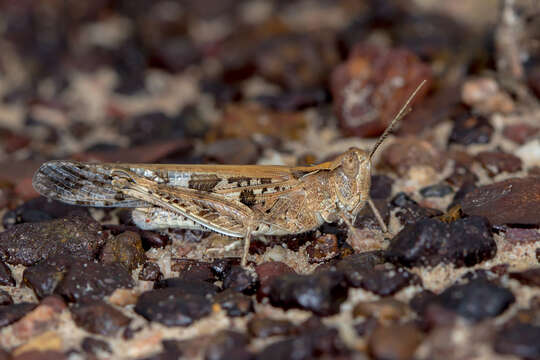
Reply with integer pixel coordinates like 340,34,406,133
369,79,427,160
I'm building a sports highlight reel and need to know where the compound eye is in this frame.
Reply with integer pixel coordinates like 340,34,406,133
342,153,359,176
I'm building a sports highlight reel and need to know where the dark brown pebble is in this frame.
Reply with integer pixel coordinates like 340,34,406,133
391,193,443,226
420,303,459,331
331,44,430,137
306,234,339,263
420,183,453,198
203,138,260,165
0,214,104,266
1,197,89,229
72,300,130,336
355,264,421,296
381,137,446,176
210,257,241,281
140,230,170,248
247,317,297,338
503,123,539,144
154,278,219,297
134,288,212,327
255,261,296,300
494,322,540,359
386,216,496,268
12,350,67,360
0,349,9,360
368,323,424,360
0,260,15,286
0,290,12,306
55,261,134,302
149,37,201,73
222,266,257,295
100,231,145,271
171,259,215,282
0,303,36,328
336,251,386,286
353,298,410,322
504,227,540,245
204,330,250,360
461,177,540,225
509,268,540,287
370,175,394,199
22,254,78,300
81,337,112,356
354,317,378,337
475,151,522,176
200,79,241,104
354,198,390,232
254,88,328,111
257,325,349,360
269,271,347,316
449,113,493,145
122,112,186,146
425,279,514,322
139,262,162,282
214,289,253,317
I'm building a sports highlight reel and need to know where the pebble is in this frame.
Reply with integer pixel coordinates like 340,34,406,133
12,296,66,340
370,175,394,199
503,123,539,144
255,261,295,300
204,330,250,360
419,183,453,198
213,289,253,317
331,44,431,137
247,317,297,338
390,193,443,226
475,151,522,176
0,260,15,286
71,300,131,336
134,288,212,327
381,137,446,177
269,270,348,316
353,299,410,322
449,113,493,145
509,268,540,287
0,214,104,266
461,177,540,225
139,262,162,282
171,259,215,282
354,263,420,296
386,216,496,267
55,261,134,302
254,88,328,111
223,266,258,294
430,279,515,322
22,255,74,299
504,227,540,245
306,234,339,263
461,77,514,114
354,198,390,232
100,231,145,271
368,323,424,360
336,251,386,286
81,337,112,356
494,322,540,359
210,257,240,281
155,278,219,297
0,289,13,305
0,303,37,328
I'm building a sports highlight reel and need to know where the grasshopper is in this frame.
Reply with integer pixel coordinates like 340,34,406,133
32,81,425,266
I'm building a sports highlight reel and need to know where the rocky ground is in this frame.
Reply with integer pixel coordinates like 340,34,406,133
0,0,539,359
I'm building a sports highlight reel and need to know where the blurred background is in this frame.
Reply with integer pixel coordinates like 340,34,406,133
0,0,538,201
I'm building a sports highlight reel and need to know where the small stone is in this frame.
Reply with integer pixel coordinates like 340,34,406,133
12,350,66,360
100,231,145,271
449,113,493,145
475,151,522,176
247,317,297,338
387,216,496,267
0,290,13,305
71,300,131,336
353,299,410,322
210,258,240,281
331,44,431,137
494,322,540,358
461,177,540,225
504,227,540,245
0,214,104,266
55,261,134,302
370,175,394,199
355,264,421,296
269,271,347,316
203,138,259,165
0,303,37,328
81,337,112,356
336,251,387,286
368,323,424,360
155,279,219,297
380,137,446,177
22,255,75,300
509,268,540,287
0,260,15,286
255,261,296,300
461,77,514,114
12,331,63,357
214,289,253,317
306,234,339,263
171,259,215,282
420,184,453,198
139,262,162,282
134,288,212,327
204,330,250,360
12,296,66,340
254,88,328,111
391,193,443,226
503,123,539,144
434,279,515,322
223,266,257,295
